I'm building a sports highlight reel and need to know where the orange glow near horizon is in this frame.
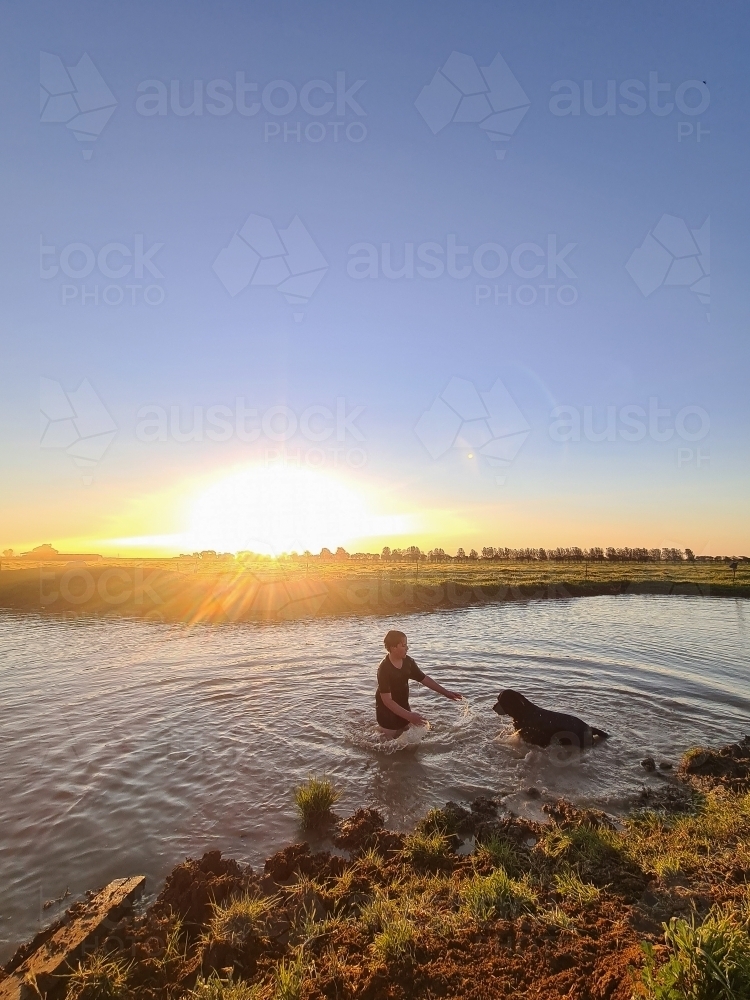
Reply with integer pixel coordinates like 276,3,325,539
3,462,748,559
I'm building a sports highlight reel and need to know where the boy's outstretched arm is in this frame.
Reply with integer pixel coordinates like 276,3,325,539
420,674,463,701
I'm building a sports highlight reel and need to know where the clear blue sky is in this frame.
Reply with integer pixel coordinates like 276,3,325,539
1,0,748,555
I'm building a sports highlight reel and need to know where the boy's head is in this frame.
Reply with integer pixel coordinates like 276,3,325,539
384,629,408,652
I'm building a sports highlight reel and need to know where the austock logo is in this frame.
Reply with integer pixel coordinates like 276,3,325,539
415,51,530,159
40,378,116,477
212,214,328,321
40,52,117,158
626,214,710,319
415,377,530,485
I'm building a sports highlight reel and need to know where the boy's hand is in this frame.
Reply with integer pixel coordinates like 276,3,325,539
409,711,429,726
445,690,463,701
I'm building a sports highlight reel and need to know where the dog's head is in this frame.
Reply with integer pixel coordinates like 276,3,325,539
492,689,531,722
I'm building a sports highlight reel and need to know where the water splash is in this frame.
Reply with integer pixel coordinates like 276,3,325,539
343,713,432,754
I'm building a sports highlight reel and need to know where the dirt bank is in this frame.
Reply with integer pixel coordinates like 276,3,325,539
3,737,750,999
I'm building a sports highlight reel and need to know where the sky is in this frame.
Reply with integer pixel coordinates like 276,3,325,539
1,0,748,558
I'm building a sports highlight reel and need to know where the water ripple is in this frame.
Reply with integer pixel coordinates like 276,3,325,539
0,595,748,960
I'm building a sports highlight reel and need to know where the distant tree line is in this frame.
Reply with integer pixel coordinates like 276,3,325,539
280,546,747,563
171,547,747,564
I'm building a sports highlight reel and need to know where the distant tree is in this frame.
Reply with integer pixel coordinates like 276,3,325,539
335,547,349,560
381,546,391,561
469,548,478,560
481,546,494,559
685,548,695,561
660,547,683,562
320,547,334,560
2,549,13,557
456,547,466,560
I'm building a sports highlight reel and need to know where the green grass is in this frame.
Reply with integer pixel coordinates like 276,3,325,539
624,793,750,878
541,905,574,929
188,974,265,999
356,845,387,874
9,555,744,628
637,903,750,1000
414,805,468,838
65,951,131,1000
159,915,188,974
475,834,522,875
272,953,307,1000
553,868,602,905
540,822,618,865
293,777,340,828
295,904,345,948
371,916,415,962
459,868,537,921
358,893,399,933
401,829,451,870
203,892,271,948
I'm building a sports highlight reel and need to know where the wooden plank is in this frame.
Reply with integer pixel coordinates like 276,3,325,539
0,876,145,999
0,974,21,1000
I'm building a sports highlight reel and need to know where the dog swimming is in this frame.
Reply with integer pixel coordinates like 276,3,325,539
493,689,610,749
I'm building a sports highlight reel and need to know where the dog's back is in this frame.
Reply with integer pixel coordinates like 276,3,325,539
493,689,609,748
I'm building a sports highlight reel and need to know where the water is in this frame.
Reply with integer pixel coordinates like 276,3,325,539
1,595,748,960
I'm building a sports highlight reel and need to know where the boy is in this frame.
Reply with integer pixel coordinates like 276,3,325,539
376,629,462,735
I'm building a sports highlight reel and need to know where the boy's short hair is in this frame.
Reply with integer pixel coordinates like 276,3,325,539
384,629,407,650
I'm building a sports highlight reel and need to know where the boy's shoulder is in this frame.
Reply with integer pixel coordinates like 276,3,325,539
405,654,425,678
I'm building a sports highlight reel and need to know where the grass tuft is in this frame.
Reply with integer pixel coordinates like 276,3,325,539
203,892,271,948
636,902,750,1000
359,893,398,933
475,835,522,875
553,868,601,905
188,974,265,999
401,829,451,870
371,916,415,962
65,951,131,1000
293,777,340,828
540,823,616,864
459,868,537,921
541,905,574,929
272,953,308,1000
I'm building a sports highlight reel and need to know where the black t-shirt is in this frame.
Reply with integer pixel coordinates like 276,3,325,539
375,654,425,713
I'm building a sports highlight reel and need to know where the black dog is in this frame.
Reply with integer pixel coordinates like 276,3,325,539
493,689,610,749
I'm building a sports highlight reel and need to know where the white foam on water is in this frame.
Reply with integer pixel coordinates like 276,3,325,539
343,712,432,754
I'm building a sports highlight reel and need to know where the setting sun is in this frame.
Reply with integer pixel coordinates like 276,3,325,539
182,464,394,555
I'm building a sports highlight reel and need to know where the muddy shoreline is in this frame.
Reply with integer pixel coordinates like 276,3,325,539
3,737,749,999
1,565,747,626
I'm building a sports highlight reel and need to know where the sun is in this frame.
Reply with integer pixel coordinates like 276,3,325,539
183,464,381,555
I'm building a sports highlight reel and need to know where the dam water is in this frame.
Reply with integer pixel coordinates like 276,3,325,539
1,594,748,960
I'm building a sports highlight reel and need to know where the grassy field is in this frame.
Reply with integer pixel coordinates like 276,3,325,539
0,556,747,624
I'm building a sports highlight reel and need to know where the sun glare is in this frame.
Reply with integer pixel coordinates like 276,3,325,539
183,464,385,555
